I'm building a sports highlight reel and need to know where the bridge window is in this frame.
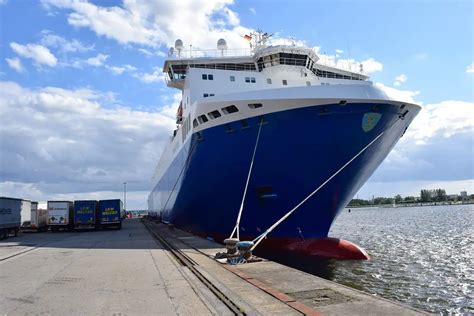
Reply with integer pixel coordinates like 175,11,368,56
282,79,288,85
230,75,235,82
306,81,311,86
203,93,209,97
266,78,272,84
251,77,256,83
193,119,199,128
245,77,250,83
202,74,208,80
248,103,263,109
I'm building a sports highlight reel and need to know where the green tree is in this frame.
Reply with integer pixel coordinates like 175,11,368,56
435,188,447,202
394,194,403,203
420,189,432,202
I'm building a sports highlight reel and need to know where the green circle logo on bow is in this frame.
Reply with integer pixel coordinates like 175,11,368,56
362,112,382,132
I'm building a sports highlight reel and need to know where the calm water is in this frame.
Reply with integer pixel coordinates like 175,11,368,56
270,205,473,314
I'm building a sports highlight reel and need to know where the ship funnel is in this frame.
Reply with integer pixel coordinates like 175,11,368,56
217,38,227,56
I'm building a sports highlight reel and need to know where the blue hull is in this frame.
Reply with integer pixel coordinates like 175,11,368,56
149,102,418,246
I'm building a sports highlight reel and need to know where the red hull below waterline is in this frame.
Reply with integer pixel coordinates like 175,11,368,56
207,232,370,260
279,237,371,260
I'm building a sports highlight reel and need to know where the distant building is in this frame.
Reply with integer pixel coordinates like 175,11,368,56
460,191,468,199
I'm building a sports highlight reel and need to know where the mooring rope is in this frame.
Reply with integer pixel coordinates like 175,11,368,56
229,116,264,240
250,115,405,252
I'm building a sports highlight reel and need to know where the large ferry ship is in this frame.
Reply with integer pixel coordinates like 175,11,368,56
148,32,421,259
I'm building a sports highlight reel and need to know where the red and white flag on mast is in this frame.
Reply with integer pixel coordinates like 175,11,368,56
244,34,252,41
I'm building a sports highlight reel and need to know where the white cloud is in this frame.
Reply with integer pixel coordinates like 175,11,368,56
86,53,109,66
42,0,252,50
393,73,407,86
466,62,474,73
335,49,344,54
0,81,176,208
360,58,383,73
107,64,137,75
138,48,153,56
40,30,94,53
365,99,474,186
316,53,383,74
5,57,24,73
10,42,57,67
249,7,256,15
133,67,165,84
137,48,166,58
375,82,420,103
404,100,474,143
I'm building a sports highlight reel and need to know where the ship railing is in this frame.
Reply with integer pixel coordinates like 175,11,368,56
169,48,252,59
317,55,365,74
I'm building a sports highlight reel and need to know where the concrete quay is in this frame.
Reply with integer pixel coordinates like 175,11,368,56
0,218,429,315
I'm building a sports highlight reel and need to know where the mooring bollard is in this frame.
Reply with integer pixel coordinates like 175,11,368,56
237,241,254,260
224,238,239,255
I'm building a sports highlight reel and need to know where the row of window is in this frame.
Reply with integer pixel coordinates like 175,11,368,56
190,63,256,71
193,104,262,128
203,93,215,98
313,69,362,80
200,73,344,87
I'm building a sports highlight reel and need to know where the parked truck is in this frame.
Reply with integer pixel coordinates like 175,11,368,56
21,201,48,232
47,201,74,232
0,197,22,239
73,200,99,229
98,199,123,229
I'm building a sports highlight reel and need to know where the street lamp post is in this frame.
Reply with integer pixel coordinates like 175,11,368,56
123,182,127,212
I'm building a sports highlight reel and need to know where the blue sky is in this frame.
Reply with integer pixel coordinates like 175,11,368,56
0,0,473,208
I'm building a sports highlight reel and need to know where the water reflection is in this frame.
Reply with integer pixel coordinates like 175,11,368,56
260,204,474,314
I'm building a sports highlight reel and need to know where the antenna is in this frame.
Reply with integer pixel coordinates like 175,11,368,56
174,39,184,58
217,38,227,56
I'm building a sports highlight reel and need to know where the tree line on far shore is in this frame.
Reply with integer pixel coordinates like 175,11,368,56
348,188,473,207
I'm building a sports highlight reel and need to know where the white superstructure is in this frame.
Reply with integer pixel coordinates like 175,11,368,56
151,32,397,186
